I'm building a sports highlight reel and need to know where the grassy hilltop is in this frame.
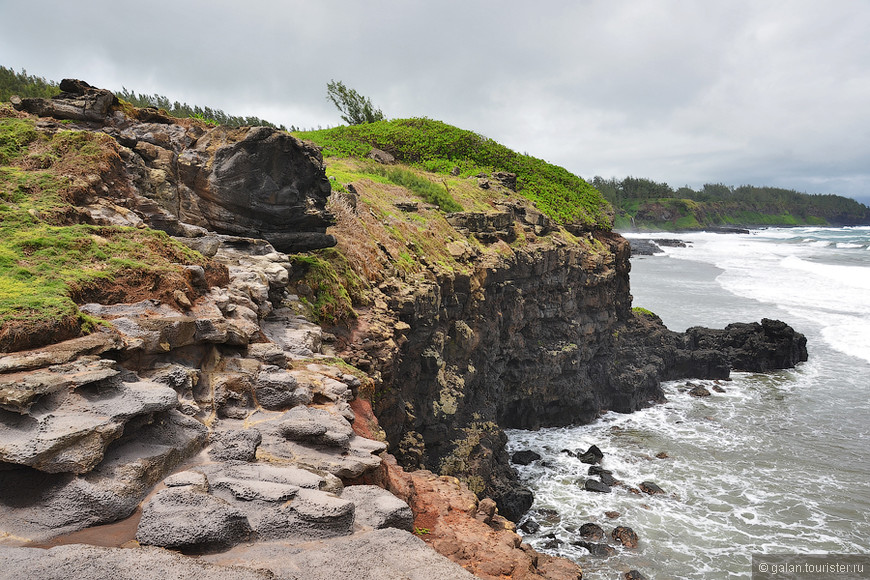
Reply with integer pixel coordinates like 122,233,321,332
296,118,613,229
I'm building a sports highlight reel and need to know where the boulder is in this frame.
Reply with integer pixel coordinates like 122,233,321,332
136,487,253,553
684,318,808,371
11,78,117,122
341,484,414,531
611,525,639,548
510,449,542,465
688,384,711,397
577,444,604,465
639,481,665,495
578,522,606,541
255,370,310,410
573,541,617,557
584,479,612,493
208,428,262,462
177,126,336,252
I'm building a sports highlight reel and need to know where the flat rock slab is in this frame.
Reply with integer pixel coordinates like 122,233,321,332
204,528,476,580
0,375,178,474
0,544,274,580
136,488,253,553
341,485,414,531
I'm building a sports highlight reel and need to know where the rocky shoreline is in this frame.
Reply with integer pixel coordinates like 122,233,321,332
0,82,807,579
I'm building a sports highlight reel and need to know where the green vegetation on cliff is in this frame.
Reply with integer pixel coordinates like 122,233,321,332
296,118,613,229
593,176,870,230
0,109,214,351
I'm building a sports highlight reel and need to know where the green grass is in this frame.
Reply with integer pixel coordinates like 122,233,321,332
0,115,213,350
296,118,612,229
369,165,462,212
288,248,369,325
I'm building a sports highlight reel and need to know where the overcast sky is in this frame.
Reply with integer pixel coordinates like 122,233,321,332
2,0,869,203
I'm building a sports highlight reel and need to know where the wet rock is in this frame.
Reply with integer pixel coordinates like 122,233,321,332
584,479,612,493
712,384,727,393
588,465,617,485
611,525,639,548
688,384,711,397
577,444,604,464
511,449,542,466
136,487,253,553
628,239,663,256
639,481,665,495
208,428,262,462
341,484,414,531
626,570,649,580
573,540,617,557
655,452,669,459
684,318,808,372
519,518,540,534
578,522,606,541
605,511,621,519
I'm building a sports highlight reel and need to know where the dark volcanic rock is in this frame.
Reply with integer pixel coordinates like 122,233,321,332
578,522,606,541
688,384,711,397
511,449,542,465
136,487,253,553
12,78,117,122
628,239,663,256
584,479,612,493
684,318,809,371
578,444,605,464
639,481,665,495
177,126,335,252
626,570,649,580
611,525,639,548
573,540,617,557
589,465,617,486
519,518,541,534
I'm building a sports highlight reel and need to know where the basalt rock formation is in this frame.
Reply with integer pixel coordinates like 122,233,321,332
12,78,335,252
337,227,807,521
1,82,590,579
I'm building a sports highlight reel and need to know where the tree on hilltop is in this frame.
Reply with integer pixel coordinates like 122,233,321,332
326,80,384,125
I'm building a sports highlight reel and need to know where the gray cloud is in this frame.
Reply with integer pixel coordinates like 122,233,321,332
2,0,868,203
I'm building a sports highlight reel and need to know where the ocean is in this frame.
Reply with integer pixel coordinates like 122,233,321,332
506,226,870,579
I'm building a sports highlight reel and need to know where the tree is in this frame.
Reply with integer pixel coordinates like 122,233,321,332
326,80,384,125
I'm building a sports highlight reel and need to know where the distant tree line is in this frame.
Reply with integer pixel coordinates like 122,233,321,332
591,175,870,223
0,66,60,101
0,65,290,130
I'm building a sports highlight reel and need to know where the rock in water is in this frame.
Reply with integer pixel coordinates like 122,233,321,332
578,522,606,541
611,525,639,548
578,444,605,464
584,479,612,493
511,449,542,465
639,481,665,495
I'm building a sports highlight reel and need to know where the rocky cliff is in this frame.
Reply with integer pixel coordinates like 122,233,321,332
0,81,808,580
0,81,590,580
